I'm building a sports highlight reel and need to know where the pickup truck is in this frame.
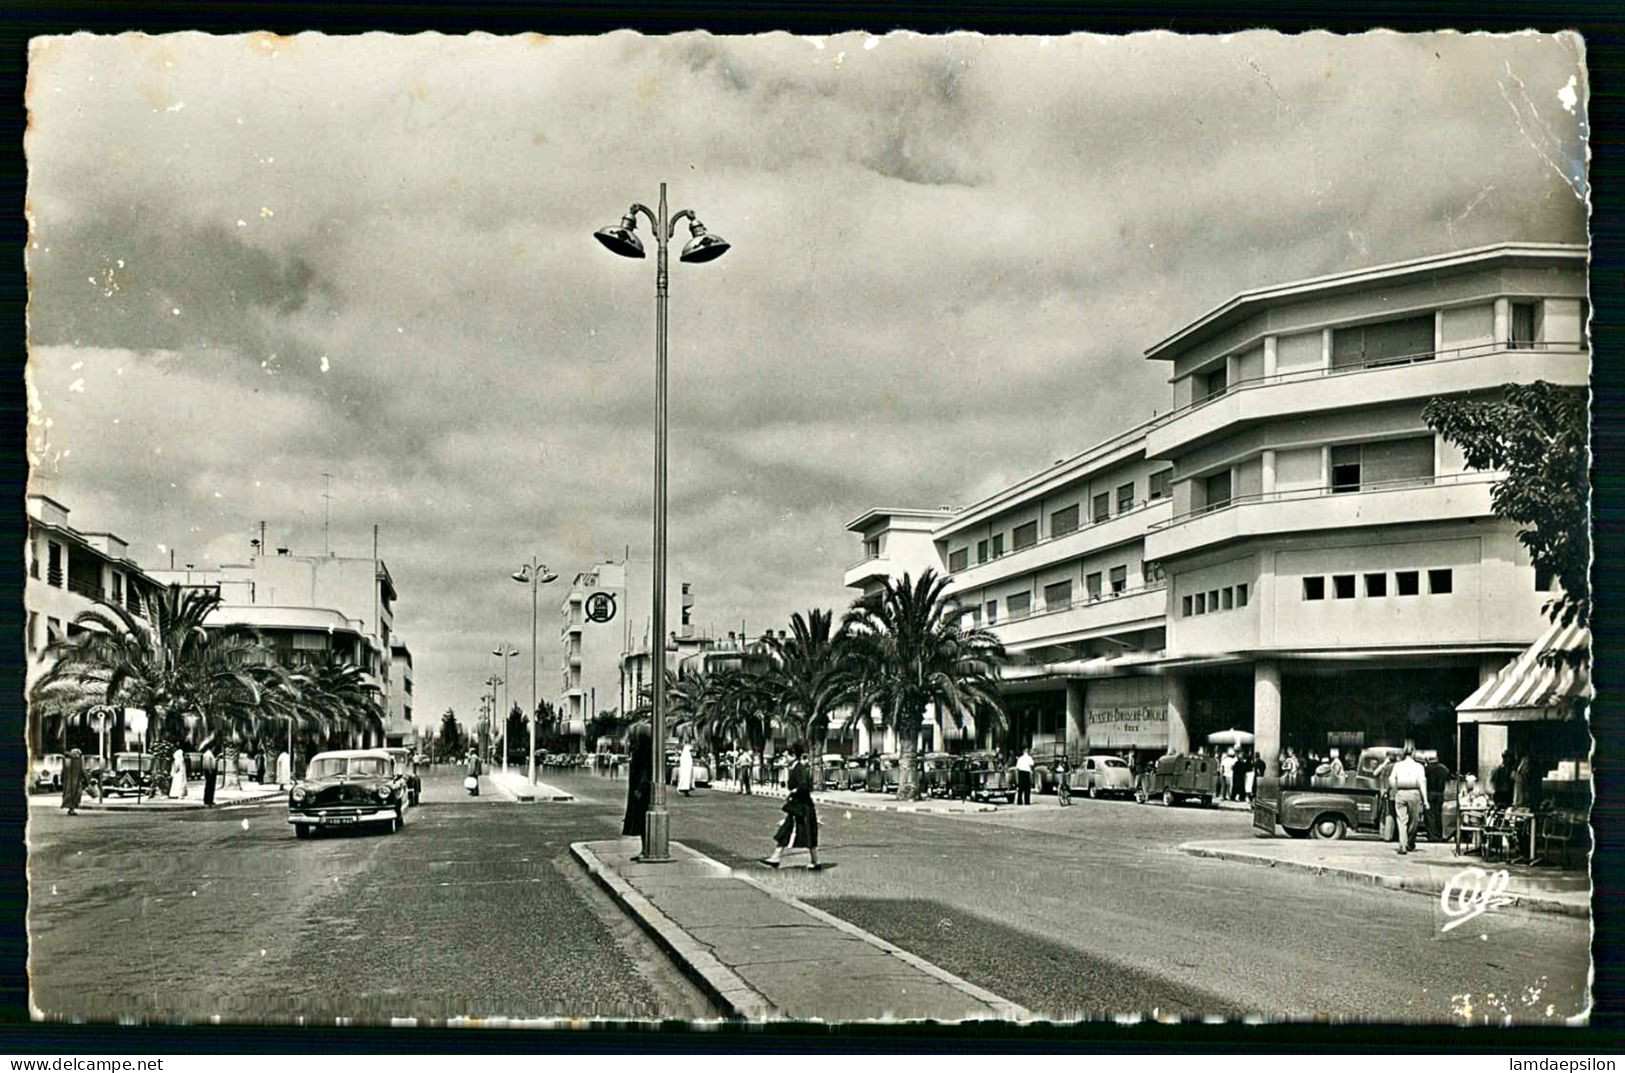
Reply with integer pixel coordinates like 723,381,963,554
1252,747,1403,840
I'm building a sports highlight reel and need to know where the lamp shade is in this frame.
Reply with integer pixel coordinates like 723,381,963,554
594,217,646,258
679,222,729,264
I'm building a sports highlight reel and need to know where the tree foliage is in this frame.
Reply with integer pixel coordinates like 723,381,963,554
438,707,464,757
762,609,857,745
1424,381,1590,653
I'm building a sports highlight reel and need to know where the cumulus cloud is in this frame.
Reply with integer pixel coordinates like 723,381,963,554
25,29,1587,729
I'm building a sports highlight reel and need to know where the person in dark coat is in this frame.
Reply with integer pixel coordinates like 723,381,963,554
60,749,85,816
622,722,653,839
254,747,267,786
1424,755,1451,841
763,742,822,869
201,746,218,807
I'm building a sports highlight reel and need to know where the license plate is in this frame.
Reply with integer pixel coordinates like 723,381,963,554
324,815,358,825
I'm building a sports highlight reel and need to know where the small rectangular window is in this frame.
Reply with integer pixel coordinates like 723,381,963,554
1044,580,1072,612
1396,570,1420,596
1149,469,1172,501
948,548,969,572
1117,482,1135,512
111,573,124,602
1204,365,1228,400
1007,592,1032,619
1221,587,1234,610
1110,566,1128,594
977,539,989,565
1012,520,1038,551
1204,471,1231,510
1364,573,1387,597
1194,593,1206,614
985,600,998,625
1085,572,1103,600
991,534,1005,558
1330,445,1362,493
1333,574,1356,599
1534,565,1556,592
47,541,63,588
1510,302,1538,349
1428,568,1453,595
1236,583,1249,608
1303,577,1326,601
1182,595,1193,617
1050,505,1079,538
1092,493,1111,524
1208,589,1219,610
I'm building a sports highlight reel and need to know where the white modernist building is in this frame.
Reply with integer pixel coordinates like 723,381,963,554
845,242,1589,782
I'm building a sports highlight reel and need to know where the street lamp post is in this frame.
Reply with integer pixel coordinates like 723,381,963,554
595,182,729,862
493,645,519,771
512,559,559,785
482,675,502,766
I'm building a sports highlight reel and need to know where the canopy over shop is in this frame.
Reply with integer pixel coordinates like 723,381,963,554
1456,619,1592,809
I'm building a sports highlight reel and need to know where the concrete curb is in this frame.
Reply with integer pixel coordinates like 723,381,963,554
728,870,1034,1022
714,782,999,815
569,841,777,1021
1179,842,1590,919
37,789,286,813
488,773,573,803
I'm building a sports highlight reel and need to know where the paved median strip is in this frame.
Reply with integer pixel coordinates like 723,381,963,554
571,838,1033,1023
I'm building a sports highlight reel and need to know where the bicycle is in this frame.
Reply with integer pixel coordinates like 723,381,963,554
1054,761,1071,807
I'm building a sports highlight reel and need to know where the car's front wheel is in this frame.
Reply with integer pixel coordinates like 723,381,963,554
294,824,313,840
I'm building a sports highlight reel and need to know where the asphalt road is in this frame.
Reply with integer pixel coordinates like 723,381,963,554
557,771,1590,1024
28,768,1590,1025
27,770,715,1023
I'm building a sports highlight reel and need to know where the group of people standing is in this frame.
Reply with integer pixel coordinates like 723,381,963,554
1217,747,1264,801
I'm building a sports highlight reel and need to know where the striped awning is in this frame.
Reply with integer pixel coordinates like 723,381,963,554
1457,619,1592,723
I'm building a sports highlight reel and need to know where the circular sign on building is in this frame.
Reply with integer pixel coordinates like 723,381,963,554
585,591,617,624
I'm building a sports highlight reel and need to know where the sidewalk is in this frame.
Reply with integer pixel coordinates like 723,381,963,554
28,779,285,812
1181,837,1590,918
487,769,574,803
572,837,1031,1022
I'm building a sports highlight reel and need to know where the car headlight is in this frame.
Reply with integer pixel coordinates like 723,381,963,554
291,787,306,802
376,785,394,800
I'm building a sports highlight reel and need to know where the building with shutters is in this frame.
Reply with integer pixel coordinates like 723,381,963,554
843,242,1588,781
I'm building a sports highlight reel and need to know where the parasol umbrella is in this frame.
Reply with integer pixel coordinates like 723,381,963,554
1207,727,1255,748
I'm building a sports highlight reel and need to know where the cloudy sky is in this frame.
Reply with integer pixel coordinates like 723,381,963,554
25,30,1587,731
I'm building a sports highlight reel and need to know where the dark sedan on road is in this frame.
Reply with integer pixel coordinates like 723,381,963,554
287,749,406,838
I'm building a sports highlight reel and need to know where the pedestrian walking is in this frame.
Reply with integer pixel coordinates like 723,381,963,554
1388,745,1427,855
254,748,266,786
677,743,695,796
276,749,291,789
61,748,85,815
1054,754,1071,806
464,751,482,796
1246,752,1262,801
622,722,653,843
169,746,189,799
1220,749,1236,800
1424,754,1451,842
762,742,823,869
738,748,753,795
1015,748,1034,805
201,745,218,807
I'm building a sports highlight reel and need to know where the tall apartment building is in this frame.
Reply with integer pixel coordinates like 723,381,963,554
25,494,168,754
388,640,415,748
558,560,626,743
150,548,401,748
845,243,1588,782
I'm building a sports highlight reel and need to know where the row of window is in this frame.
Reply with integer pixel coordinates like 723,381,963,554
1181,584,1250,618
1303,569,1452,600
968,563,1141,625
946,471,1174,572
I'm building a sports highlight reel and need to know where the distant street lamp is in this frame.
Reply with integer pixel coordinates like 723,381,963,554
595,182,729,862
492,646,519,771
482,675,502,765
512,558,559,785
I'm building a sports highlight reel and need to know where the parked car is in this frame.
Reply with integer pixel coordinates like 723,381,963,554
287,749,406,839
1077,754,1136,798
864,755,901,794
963,751,1016,804
1254,747,1459,841
918,752,956,797
1134,753,1221,807
96,752,157,798
385,747,420,806
32,753,64,793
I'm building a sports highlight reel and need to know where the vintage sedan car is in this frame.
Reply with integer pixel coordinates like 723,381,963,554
287,749,406,838
863,754,901,794
1077,754,1136,798
96,752,157,798
32,753,64,793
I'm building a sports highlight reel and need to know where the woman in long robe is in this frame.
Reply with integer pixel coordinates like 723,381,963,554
763,743,822,869
169,746,188,799
622,722,653,838
60,749,85,815
677,743,695,795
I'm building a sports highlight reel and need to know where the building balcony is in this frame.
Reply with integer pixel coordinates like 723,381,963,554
1145,341,1589,458
947,499,1172,590
1144,471,1497,561
843,554,892,588
988,582,1168,652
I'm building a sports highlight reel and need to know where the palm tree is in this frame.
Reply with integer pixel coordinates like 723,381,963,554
286,654,386,761
30,585,270,778
762,609,856,749
842,569,1008,800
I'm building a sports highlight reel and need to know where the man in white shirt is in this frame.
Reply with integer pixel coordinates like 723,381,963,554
1015,748,1035,806
1388,746,1428,855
